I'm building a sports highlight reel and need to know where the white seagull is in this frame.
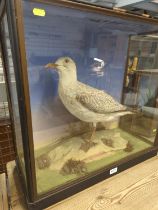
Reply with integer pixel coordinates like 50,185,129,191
45,57,131,148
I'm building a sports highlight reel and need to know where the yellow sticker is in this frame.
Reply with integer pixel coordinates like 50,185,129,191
33,8,46,17
153,129,157,132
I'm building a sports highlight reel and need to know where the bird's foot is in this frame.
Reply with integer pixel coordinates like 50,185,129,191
81,132,92,140
80,140,97,152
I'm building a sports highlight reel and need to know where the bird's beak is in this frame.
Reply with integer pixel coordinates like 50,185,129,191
45,63,58,69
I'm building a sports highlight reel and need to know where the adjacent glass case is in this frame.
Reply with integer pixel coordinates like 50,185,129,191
72,0,115,8
1,0,158,209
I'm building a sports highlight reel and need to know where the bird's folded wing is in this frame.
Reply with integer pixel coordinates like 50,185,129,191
76,82,126,114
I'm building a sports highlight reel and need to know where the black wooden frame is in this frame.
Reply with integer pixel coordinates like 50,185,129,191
0,0,158,209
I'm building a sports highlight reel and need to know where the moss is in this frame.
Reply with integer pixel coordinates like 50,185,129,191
36,154,51,169
124,141,134,152
35,128,152,194
101,138,114,147
60,159,87,175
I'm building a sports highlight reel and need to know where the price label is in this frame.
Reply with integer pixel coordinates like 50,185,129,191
110,167,118,175
33,8,46,17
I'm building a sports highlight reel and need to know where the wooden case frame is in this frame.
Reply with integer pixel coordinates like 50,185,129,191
0,0,158,209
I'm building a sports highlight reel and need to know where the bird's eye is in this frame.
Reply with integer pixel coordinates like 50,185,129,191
65,58,69,63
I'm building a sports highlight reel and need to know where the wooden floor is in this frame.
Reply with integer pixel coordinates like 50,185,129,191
0,172,8,210
5,156,158,210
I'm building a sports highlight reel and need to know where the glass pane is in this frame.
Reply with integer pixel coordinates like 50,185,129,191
0,52,9,119
123,34,158,143
72,0,114,8
22,0,158,194
1,15,27,183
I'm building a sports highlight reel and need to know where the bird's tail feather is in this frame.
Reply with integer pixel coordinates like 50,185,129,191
126,106,142,113
102,110,133,122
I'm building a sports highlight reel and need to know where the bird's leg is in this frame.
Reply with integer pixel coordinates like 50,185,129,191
89,122,97,142
80,123,97,152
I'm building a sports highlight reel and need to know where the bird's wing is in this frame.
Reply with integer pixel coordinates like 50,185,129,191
76,82,126,114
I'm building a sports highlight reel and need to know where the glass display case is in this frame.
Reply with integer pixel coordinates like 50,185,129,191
0,0,158,209
0,13,15,173
73,0,115,8
0,52,9,120
0,44,13,173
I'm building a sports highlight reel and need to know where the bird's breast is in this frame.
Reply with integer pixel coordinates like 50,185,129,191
58,84,76,106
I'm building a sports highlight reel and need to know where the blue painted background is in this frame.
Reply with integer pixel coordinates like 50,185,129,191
22,0,158,130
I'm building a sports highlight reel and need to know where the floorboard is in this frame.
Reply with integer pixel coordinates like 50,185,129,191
6,156,158,210
0,172,8,210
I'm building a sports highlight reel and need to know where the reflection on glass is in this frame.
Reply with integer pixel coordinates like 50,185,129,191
123,35,158,142
2,15,26,182
22,0,158,194
72,0,114,8
0,53,9,119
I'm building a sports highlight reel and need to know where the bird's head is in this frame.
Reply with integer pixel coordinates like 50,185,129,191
45,57,77,77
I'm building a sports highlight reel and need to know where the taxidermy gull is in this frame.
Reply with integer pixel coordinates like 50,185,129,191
45,57,132,147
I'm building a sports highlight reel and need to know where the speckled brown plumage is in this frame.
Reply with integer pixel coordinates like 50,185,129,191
46,57,131,124
76,81,126,114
